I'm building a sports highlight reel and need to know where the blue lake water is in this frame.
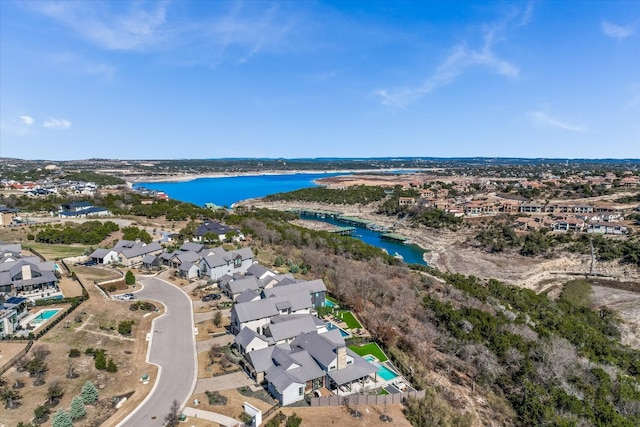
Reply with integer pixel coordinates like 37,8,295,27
300,214,426,265
135,172,427,265
134,173,345,208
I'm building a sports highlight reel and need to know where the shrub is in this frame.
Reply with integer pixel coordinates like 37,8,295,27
106,359,118,373
68,348,81,358
69,395,86,419
125,270,135,286
94,350,107,370
118,320,134,335
80,380,98,404
34,404,50,422
285,413,302,427
51,408,73,427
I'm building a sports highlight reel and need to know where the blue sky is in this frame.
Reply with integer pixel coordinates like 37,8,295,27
1,1,638,160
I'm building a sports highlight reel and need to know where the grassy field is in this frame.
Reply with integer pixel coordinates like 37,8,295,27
336,310,362,329
25,243,90,260
348,342,388,362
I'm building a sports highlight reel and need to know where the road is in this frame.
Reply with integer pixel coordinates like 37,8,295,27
117,277,197,427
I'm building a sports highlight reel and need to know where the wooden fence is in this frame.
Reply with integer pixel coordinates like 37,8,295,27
309,389,425,407
0,340,33,376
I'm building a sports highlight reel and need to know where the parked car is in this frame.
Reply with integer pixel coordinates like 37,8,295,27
201,293,221,302
118,293,135,301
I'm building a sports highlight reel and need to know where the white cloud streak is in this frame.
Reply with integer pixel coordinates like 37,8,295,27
527,111,585,133
20,115,35,125
31,1,170,51
43,118,72,130
601,20,636,39
26,1,298,66
375,3,533,108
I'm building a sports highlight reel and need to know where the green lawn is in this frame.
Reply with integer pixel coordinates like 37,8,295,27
336,310,362,329
348,342,388,362
25,243,90,260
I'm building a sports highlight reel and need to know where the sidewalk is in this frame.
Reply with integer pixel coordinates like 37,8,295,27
182,407,242,427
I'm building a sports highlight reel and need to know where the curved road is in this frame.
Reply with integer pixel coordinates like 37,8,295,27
117,277,197,427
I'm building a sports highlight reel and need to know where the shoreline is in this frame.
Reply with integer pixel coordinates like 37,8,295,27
125,168,419,186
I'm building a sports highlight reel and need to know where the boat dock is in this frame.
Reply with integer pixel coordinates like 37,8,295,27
381,233,410,243
289,208,343,218
331,226,356,235
336,215,372,227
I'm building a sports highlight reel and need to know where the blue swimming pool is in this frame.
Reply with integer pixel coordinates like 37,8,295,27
325,299,336,308
365,355,399,381
30,309,61,325
325,322,349,337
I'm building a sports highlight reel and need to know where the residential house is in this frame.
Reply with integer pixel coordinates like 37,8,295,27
0,206,19,225
90,240,163,267
194,220,244,243
0,296,28,337
263,279,328,309
199,247,254,280
58,201,111,218
230,293,313,335
587,222,628,235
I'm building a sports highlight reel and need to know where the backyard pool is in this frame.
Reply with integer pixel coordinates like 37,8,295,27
30,309,61,325
365,355,399,381
325,321,350,337
325,299,336,308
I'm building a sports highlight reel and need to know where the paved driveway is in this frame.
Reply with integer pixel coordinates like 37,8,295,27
118,277,197,427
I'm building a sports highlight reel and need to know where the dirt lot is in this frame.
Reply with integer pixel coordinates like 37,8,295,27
1,265,160,427
275,403,413,427
0,342,29,370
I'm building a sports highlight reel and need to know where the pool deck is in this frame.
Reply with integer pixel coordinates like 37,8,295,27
19,308,63,332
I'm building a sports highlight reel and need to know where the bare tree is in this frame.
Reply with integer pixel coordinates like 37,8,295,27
164,399,181,427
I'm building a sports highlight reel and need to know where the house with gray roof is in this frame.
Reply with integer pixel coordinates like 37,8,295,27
242,330,377,406
0,260,58,296
90,240,163,267
247,263,276,280
264,279,328,309
199,247,254,280
230,293,313,335
222,276,260,300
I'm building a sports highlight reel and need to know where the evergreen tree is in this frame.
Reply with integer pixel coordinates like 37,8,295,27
80,380,98,404
94,350,107,370
51,408,73,427
125,270,135,286
106,359,118,372
69,395,86,419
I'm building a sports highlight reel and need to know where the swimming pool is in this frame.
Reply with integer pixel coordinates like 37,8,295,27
30,309,61,325
325,322,350,337
325,299,336,308
365,355,399,381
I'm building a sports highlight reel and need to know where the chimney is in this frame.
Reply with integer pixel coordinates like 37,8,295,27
336,345,347,370
22,265,32,281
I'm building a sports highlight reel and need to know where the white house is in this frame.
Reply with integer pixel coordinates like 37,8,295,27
199,247,254,280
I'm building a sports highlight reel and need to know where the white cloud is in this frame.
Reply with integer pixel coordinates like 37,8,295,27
375,3,532,108
26,1,298,65
601,20,636,39
30,1,169,51
43,118,72,130
527,111,585,133
19,115,35,125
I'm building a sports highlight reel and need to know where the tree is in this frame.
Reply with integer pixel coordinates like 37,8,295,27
47,381,64,405
80,380,98,404
1,386,22,408
164,399,181,427
51,408,73,427
34,404,51,423
285,412,302,427
118,319,134,335
106,358,118,373
125,270,136,286
69,395,86,419
94,349,107,370
213,310,223,328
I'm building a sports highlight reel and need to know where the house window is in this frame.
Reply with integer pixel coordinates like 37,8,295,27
299,387,303,396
